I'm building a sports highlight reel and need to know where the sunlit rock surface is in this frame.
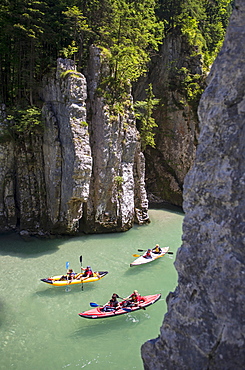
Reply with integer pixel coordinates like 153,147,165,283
42,59,92,233
80,45,149,233
141,1,245,369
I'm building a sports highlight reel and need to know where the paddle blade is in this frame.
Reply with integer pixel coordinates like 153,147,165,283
167,252,174,255
133,254,140,257
66,261,69,269
137,249,145,252
90,302,100,307
79,255,83,264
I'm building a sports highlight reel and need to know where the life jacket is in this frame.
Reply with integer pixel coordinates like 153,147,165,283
131,293,141,302
84,269,93,277
144,251,151,258
109,299,118,307
67,272,75,279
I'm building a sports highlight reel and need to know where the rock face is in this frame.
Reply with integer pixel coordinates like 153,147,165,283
0,51,149,235
133,30,201,206
42,59,92,233
0,105,17,230
80,46,149,233
141,1,245,369
0,105,47,233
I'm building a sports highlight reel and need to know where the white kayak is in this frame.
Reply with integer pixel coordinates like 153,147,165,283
130,247,170,266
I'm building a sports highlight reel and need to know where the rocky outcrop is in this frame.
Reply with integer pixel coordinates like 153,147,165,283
80,46,149,233
133,30,202,206
141,1,245,369
42,58,92,233
0,105,16,230
0,105,47,233
0,52,149,235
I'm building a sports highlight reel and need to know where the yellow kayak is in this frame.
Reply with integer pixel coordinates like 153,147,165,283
40,271,108,286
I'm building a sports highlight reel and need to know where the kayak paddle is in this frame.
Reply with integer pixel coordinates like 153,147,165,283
90,302,101,307
65,261,71,292
79,255,84,290
115,294,125,300
89,302,131,312
137,249,173,255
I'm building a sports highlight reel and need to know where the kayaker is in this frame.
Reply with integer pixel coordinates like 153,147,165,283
143,249,152,259
125,290,145,307
102,293,120,311
67,269,75,281
82,266,93,277
153,244,162,254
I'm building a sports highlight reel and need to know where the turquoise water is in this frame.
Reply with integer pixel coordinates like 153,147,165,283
0,208,184,370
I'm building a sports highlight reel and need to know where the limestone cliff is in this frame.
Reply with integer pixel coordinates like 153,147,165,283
133,30,202,206
0,51,149,235
42,58,92,234
141,1,245,369
0,104,47,233
80,46,149,233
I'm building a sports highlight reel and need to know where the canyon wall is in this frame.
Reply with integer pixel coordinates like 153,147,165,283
133,31,202,206
141,1,245,369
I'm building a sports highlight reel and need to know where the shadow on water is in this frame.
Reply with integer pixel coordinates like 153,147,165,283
0,232,71,258
149,203,184,215
35,282,97,297
124,265,148,276
73,311,143,339
124,255,169,276
0,298,6,329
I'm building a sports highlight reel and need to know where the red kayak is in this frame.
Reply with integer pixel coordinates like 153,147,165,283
78,294,161,319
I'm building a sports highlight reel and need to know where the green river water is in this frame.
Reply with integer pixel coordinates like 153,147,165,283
0,208,184,370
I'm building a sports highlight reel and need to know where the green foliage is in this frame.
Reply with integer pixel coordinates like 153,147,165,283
61,41,78,60
114,175,124,193
134,84,159,151
93,0,164,113
157,0,232,69
60,69,81,79
62,5,94,62
4,106,43,141
181,69,204,105
114,175,124,186
99,0,164,84
0,0,233,124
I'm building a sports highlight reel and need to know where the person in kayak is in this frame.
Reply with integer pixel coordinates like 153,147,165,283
143,249,152,258
101,293,120,312
59,268,75,281
82,266,93,277
152,244,162,254
66,269,76,282
122,290,145,307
